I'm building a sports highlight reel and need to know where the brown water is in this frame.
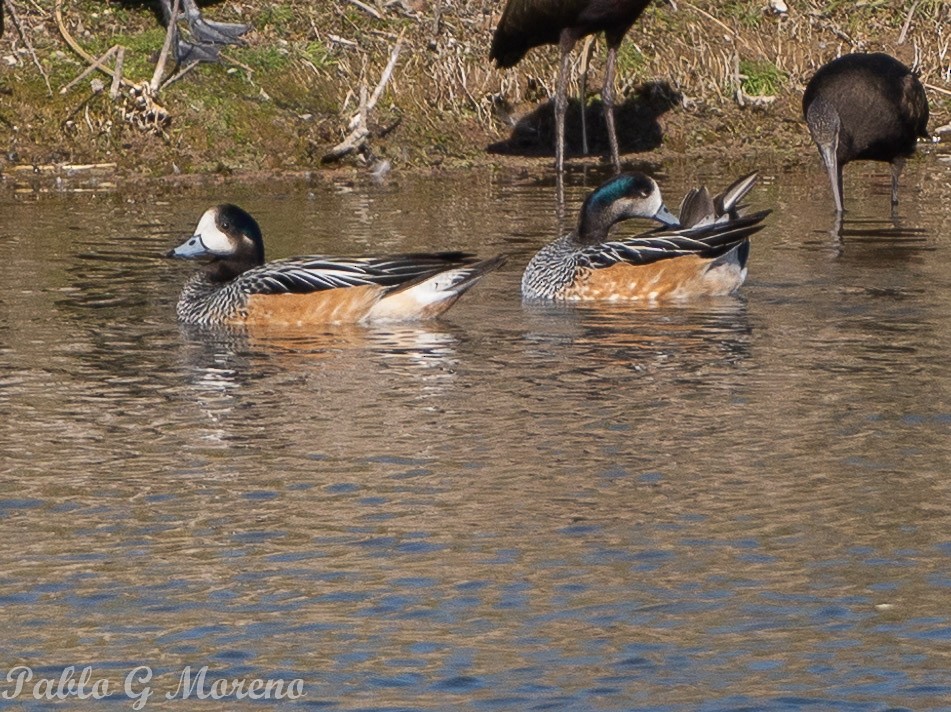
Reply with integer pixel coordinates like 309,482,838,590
2,150,951,710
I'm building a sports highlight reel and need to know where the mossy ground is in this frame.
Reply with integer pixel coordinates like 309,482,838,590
0,0,948,183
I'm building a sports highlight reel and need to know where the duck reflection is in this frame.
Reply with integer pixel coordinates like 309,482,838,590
174,322,464,447
521,297,752,377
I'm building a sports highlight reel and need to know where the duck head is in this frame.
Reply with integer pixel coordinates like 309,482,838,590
167,204,265,280
577,173,679,243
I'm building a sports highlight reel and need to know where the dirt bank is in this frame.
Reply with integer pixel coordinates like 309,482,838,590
0,0,948,185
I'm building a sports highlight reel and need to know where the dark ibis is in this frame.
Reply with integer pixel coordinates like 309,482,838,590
490,0,654,172
802,52,929,213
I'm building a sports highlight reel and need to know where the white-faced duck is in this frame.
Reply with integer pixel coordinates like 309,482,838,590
803,52,929,213
167,204,505,327
521,172,770,301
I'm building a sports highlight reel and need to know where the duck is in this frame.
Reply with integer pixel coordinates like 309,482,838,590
166,204,506,326
521,172,770,301
802,52,929,213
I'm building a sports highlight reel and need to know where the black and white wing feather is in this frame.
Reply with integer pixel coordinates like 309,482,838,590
236,252,478,295
582,211,771,270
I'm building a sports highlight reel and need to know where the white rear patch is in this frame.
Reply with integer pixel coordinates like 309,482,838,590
365,268,471,322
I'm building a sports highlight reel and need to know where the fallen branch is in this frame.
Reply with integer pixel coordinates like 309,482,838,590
897,0,920,45
323,85,370,163
5,0,52,94
346,33,403,131
924,82,951,97
344,0,383,21
55,0,134,89
323,35,403,163
109,47,124,99
60,45,119,94
159,59,200,91
149,0,180,93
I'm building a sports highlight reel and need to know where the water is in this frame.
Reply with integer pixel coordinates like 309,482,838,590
2,150,951,710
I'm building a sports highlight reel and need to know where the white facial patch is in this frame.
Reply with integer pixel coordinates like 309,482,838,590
194,207,234,254
643,179,663,218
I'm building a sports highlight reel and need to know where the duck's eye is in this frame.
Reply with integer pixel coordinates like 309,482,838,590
220,221,230,231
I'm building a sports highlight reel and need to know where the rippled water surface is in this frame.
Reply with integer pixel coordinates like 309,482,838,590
2,151,951,710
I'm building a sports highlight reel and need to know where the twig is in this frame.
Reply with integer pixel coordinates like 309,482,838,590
110,47,124,99
321,124,370,163
160,60,200,91
55,0,134,89
924,82,951,97
897,0,920,45
359,83,368,132
5,0,52,94
60,45,118,94
346,33,403,131
681,2,736,39
150,0,179,92
219,53,257,82
324,39,403,164
344,0,383,20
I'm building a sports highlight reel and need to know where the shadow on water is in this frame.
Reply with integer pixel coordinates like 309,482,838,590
488,80,682,163
821,213,932,259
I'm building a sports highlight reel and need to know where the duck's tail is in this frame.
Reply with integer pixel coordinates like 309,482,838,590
367,254,507,322
679,172,760,228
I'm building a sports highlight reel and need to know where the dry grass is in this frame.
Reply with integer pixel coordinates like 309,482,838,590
0,0,948,173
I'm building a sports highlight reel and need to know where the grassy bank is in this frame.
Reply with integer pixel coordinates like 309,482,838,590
0,0,948,180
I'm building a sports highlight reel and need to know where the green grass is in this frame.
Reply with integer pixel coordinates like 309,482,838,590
616,44,648,77
238,46,291,72
739,59,785,96
721,2,765,28
257,4,296,33
298,41,336,70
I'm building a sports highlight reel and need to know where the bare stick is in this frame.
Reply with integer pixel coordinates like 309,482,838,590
160,59,200,91
110,46,125,99
55,0,134,89
347,34,403,130
60,45,118,94
344,0,383,20
150,0,180,93
321,125,370,162
681,2,735,38
897,0,920,45
324,84,370,162
359,83,368,131
5,0,52,94
924,82,951,97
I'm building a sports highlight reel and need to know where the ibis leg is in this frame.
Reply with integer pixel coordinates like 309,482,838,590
890,157,905,207
603,42,620,172
554,37,573,172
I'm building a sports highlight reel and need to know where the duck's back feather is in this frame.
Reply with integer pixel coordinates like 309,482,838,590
583,210,770,270
236,252,478,295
